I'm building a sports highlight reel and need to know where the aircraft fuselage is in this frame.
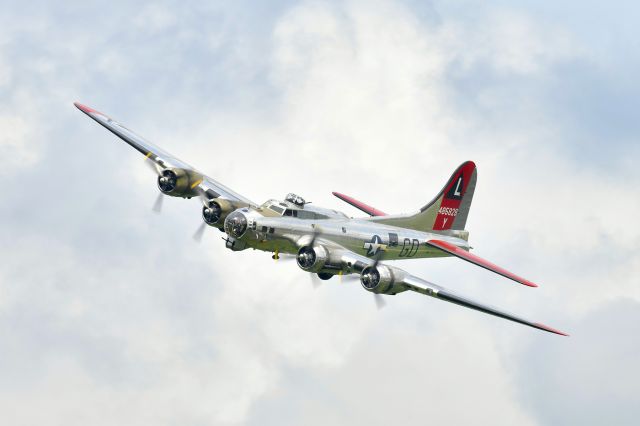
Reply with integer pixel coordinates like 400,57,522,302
223,203,469,266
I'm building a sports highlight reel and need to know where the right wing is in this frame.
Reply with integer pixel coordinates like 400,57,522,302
74,102,255,205
335,250,567,336
400,273,567,335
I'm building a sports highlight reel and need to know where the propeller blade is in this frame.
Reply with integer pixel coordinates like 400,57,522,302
145,155,162,176
374,294,386,310
152,192,164,213
310,273,323,289
193,222,206,242
194,185,211,208
371,249,384,269
339,271,360,283
276,254,297,262
309,226,322,247
341,275,360,283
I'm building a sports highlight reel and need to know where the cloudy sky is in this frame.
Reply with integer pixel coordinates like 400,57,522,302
1,0,639,424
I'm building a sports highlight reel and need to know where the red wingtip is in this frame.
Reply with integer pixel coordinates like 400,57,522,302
534,323,569,336
74,102,100,115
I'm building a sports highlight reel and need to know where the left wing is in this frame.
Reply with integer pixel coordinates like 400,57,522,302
335,250,567,336
74,102,255,205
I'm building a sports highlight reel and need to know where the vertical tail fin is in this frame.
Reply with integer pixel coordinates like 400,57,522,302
372,161,477,232
428,161,477,230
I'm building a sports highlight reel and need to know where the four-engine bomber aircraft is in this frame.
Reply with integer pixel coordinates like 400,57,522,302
74,102,567,336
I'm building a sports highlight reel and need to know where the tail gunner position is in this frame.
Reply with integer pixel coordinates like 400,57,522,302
74,102,567,336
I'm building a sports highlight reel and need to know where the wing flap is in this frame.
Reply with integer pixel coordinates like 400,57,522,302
426,239,538,288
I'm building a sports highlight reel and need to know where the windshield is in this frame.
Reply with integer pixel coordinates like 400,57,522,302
269,205,284,215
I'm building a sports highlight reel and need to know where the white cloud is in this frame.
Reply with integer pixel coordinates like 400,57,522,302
1,0,638,425
440,9,579,75
0,55,10,88
0,115,39,175
133,4,177,34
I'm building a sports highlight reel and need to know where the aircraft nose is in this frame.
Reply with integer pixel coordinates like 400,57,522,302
224,210,248,238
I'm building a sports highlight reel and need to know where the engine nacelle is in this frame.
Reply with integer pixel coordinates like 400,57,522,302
203,199,241,227
360,265,395,294
296,245,329,273
157,168,200,197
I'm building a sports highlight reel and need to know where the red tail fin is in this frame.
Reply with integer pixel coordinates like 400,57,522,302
370,161,477,232
429,161,477,230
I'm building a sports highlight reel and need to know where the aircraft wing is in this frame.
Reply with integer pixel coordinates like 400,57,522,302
398,273,567,335
336,250,567,336
74,102,255,205
425,239,537,287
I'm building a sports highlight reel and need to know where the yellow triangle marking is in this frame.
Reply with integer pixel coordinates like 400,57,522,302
190,179,203,189
145,152,153,159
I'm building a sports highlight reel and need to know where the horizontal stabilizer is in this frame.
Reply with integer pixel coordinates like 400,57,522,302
426,239,538,288
332,192,386,216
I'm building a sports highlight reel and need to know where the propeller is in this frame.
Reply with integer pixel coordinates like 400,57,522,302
374,293,387,310
293,226,322,252
368,249,387,310
145,155,162,175
273,227,387,305
271,251,324,289
274,252,297,262
191,186,211,242
143,154,212,242
308,226,321,246
193,222,206,242
309,273,323,289
152,192,164,213
302,227,326,289
194,185,211,208
145,155,166,213
339,272,360,283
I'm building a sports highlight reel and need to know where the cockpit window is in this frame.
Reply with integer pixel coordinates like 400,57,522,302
296,210,328,220
284,209,298,217
269,205,284,215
